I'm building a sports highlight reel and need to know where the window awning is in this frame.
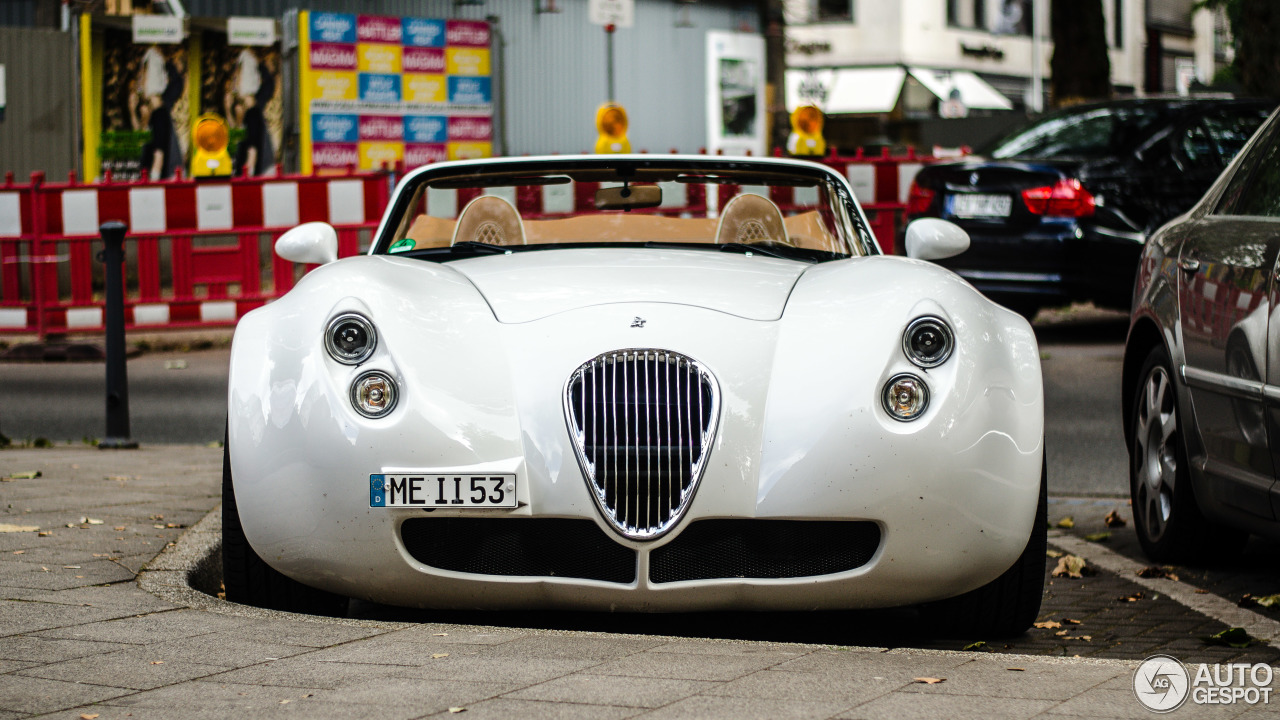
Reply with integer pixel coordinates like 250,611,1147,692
785,66,1013,115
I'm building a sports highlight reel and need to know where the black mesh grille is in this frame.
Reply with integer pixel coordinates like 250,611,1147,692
648,520,881,584
400,518,636,584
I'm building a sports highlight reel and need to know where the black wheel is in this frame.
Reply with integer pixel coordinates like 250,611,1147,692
1129,346,1248,563
222,436,349,616
922,455,1047,638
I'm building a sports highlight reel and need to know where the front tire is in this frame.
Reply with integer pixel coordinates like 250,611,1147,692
1129,346,1247,563
222,438,349,616
922,455,1047,638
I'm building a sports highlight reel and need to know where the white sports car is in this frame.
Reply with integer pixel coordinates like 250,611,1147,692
223,155,1046,636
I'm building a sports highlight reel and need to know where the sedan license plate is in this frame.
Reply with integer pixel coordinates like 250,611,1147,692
951,193,1012,218
370,474,517,508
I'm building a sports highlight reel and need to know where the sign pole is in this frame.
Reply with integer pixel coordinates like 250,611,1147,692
605,23,615,101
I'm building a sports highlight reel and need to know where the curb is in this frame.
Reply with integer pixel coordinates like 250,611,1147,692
136,503,1143,669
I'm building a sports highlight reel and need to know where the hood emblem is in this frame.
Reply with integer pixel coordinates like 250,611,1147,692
631,317,646,328
969,172,979,185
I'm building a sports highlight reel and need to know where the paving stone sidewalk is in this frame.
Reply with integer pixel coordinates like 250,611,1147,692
1,447,1276,719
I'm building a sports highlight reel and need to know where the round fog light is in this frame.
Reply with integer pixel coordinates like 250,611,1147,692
326,313,377,365
903,316,953,368
883,374,929,421
351,371,398,418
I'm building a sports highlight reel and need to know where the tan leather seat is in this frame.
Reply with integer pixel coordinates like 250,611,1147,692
451,195,526,246
715,193,790,246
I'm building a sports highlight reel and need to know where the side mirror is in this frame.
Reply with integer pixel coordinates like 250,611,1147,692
275,222,338,265
904,218,970,261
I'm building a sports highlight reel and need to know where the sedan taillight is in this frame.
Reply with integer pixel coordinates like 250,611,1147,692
906,180,935,217
1021,179,1096,217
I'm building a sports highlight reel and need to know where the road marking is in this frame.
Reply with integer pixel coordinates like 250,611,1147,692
1049,532,1280,646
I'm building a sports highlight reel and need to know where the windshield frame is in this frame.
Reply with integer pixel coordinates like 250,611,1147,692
370,155,878,260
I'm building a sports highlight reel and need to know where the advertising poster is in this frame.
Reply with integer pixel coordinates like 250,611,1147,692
99,27,190,180
705,31,765,157
199,31,283,177
299,12,494,173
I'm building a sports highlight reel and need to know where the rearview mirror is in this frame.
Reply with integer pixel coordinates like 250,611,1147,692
904,218,970,261
595,184,662,210
275,222,339,265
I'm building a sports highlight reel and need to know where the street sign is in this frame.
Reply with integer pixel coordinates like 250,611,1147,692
589,0,634,28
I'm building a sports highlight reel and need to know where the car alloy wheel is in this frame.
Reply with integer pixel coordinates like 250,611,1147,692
1133,362,1178,544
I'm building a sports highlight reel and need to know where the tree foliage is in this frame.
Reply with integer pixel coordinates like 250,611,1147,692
1200,0,1280,98
1049,0,1111,107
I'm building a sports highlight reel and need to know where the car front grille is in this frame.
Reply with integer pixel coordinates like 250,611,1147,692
565,349,720,540
649,519,881,583
400,518,636,584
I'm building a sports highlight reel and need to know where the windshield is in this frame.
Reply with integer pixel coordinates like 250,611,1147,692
375,160,871,263
986,105,1167,159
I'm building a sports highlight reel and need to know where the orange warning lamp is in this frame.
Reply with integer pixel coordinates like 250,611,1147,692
788,105,827,157
191,114,233,177
595,103,631,154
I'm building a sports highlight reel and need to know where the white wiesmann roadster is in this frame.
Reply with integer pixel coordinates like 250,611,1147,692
223,155,1046,636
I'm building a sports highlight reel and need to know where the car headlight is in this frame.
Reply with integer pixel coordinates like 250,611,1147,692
883,373,929,421
351,371,398,418
902,316,954,368
325,313,377,365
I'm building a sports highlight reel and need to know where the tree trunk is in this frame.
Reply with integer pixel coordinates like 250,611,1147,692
1049,0,1111,107
1236,0,1280,98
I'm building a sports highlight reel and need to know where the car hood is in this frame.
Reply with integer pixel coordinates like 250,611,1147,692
445,248,811,323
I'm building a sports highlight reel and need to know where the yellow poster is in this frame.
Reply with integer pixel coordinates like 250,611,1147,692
448,141,492,160
311,71,358,101
358,44,402,74
360,141,404,170
403,74,447,104
446,48,490,77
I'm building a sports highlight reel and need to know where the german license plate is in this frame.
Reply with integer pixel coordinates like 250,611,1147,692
951,193,1012,218
370,474,517,508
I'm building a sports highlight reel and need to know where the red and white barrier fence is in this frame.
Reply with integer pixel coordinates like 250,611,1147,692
0,149,948,339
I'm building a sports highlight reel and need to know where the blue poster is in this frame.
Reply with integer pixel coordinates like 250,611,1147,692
309,13,356,44
402,18,445,48
447,76,491,105
311,114,359,143
359,73,403,103
404,116,448,143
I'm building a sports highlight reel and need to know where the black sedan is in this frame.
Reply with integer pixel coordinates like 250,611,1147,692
906,97,1273,318
1124,104,1280,562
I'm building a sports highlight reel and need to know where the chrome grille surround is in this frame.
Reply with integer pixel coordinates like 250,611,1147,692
564,349,720,541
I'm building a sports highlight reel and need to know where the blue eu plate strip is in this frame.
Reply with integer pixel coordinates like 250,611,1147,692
369,474,386,507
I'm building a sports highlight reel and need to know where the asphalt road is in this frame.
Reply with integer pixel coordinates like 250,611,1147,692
0,313,1134,498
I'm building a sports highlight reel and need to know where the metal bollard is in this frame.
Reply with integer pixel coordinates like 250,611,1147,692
98,221,138,450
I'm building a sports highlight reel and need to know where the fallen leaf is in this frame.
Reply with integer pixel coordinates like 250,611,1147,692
1104,510,1127,528
913,677,946,684
1136,566,1179,581
431,653,449,659
153,525,165,529
1078,635,1092,641
150,661,164,665
1203,628,1254,648
448,708,466,714
1196,589,1209,594
87,518,104,525
1045,549,1064,558
1118,592,1146,603
80,714,99,720
1055,630,1069,637
62,565,80,569
1007,667,1025,672
433,632,448,637
6,471,41,480
1239,593,1280,609
1055,516,1075,529
1083,531,1111,543
0,524,39,533
1034,621,1062,629
165,523,184,529
37,531,51,537
279,699,290,705
962,641,987,651
12,550,24,555
113,526,126,531
149,514,164,521
1051,555,1088,579
1063,618,1082,625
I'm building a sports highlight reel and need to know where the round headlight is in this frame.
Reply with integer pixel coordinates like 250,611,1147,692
902,316,954,368
326,313,377,365
351,371,398,418
883,373,929,421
